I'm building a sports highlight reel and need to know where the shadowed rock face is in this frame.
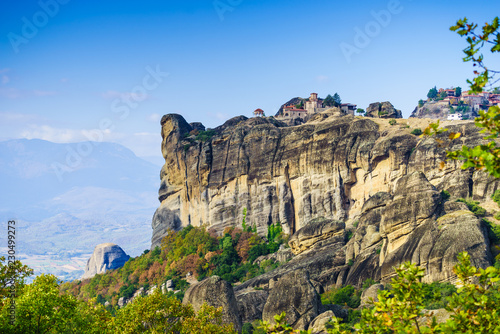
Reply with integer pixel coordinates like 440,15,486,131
236,289,269,323
82,243,130,279
262,270,321,330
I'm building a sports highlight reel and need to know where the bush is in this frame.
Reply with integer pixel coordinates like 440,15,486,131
410,128,423,136
492,190,500,206
388,119,397,125
495,211,500,220
421,282,457,309
441,190,451,201
457,198,486,216
362,278,379,290
195,129,216,142
483,218,500,244
321,285,361,308
242,322,254,334
352,252,500,333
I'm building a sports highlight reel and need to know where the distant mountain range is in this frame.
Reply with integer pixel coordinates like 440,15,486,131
0,139,160,281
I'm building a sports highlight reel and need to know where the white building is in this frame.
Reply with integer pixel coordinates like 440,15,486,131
447,113,462,120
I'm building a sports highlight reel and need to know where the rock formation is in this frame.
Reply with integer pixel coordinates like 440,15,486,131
81,243,130,280
236,288,269,323
262,270,321,330
151,110,500,329
152,112,498,249
183,276,242,332
309,310,335,334
360,283,385,307
365,101,402,118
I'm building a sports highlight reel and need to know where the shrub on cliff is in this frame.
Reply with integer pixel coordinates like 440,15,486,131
492,190,500,206
457,197,486,216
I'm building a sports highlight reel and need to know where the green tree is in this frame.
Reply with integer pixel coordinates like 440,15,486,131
356,108,365,114
349,252,500,334
181,303,238,334
0,256,33,299
450,17,500,93
353,262,437,333
333,93,342,107
438,252,500,333
323,94,335,107
445,17,500,177
65,298,115,334
4,274,79,334
440,90,448,99
455,86,462,97
418,99,425,107
424,17,500,178
427,86,438,100
114,290,192,333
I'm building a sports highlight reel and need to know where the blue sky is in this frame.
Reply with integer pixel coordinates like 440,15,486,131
1,0,499,164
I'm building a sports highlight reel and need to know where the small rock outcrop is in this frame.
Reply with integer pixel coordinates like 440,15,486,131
183,276,242,332
365,101,402,118
309,310,335,334
81,243,130,280
262,270,321,330
360,283,385,307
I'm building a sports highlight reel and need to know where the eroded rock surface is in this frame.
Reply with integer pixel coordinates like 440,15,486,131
236,288,269,323
154,112,499,328
183,276,242,332
262,270,321,330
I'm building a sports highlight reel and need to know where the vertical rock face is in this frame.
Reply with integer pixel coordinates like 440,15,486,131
152,112,498,250
82,243,130,279
236,289,269,323
183,276,242,332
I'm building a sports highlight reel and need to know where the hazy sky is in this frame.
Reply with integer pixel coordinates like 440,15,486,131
1,0,499,163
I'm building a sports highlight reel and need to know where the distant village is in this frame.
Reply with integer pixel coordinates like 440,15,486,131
430,87,500,120
250,89,500,123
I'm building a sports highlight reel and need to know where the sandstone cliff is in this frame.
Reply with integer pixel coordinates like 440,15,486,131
153,112,497,246
152,111,500,329
152,112,499,282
